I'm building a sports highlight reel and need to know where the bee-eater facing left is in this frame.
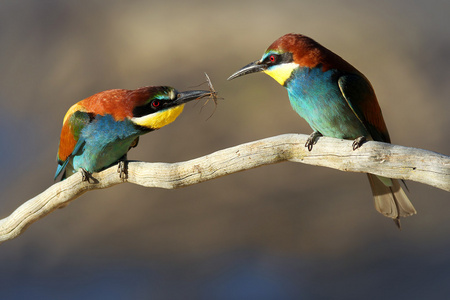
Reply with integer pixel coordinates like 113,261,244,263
55,86,210,181
228,33,416,228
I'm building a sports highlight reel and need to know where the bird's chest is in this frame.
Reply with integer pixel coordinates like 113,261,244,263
286,67,367,138
72,115,142,172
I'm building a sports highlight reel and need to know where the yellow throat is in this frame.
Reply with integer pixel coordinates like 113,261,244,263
131,104,185,129
263,62,298,86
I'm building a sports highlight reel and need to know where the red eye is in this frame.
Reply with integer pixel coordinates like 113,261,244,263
269,55,276,62
151,100,160,108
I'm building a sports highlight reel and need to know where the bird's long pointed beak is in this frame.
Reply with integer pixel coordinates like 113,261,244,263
174,90,211,105
227,60,266,81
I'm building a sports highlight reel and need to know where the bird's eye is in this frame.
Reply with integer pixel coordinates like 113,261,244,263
151,100,161,108
269,55,277,63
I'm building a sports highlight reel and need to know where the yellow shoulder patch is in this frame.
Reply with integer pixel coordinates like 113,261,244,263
63,103,86,125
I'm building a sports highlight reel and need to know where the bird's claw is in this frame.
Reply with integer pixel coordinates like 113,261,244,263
352,136,367,150
117,160,128,180
305,131,322,151
80,168,94,183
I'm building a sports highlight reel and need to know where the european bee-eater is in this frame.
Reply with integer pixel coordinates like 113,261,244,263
55,86,210,181
228,33,416,227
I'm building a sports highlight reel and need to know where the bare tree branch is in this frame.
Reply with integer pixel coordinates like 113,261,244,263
1,134,448,244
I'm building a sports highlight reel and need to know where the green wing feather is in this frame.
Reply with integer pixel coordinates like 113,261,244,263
338,74,390,143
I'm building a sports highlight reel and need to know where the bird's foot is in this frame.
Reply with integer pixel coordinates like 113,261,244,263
79,168,95,183
305,131,322,151
117,160,128,180
352,136,367,150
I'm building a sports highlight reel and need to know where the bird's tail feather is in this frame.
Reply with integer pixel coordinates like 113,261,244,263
367,174,416,226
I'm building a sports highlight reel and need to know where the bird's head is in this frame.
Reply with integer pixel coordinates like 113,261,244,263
130,86,211,130
228,33,349,86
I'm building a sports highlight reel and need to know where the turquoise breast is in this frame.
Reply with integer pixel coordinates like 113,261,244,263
286,66,369,139
71,114,141,174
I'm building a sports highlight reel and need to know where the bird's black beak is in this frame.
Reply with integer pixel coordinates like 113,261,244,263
174,90,211,105
227,60,266,81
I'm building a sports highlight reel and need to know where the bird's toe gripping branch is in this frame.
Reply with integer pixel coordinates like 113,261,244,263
305,131,322,151
79,168,97,183
117,160,128,180
352,136,367,150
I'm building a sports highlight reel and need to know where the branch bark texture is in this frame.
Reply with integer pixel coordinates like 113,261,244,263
1,134,448,243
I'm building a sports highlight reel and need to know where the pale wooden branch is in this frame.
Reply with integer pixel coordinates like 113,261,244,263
1,134,449,243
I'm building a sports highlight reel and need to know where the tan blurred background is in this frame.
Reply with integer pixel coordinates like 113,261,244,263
1,0,449,299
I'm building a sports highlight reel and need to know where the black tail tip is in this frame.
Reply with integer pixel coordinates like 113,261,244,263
393,218,402,230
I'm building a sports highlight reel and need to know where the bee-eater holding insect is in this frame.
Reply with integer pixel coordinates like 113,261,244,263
228,33,416,227
55,86,211,181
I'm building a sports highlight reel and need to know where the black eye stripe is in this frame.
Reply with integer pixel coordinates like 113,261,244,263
133,99,165,117
265,52,293,64
265,54,279,64
133,103,156,118
133,97,174,118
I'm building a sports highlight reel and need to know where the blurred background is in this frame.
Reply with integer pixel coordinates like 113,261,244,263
0,0,449,299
